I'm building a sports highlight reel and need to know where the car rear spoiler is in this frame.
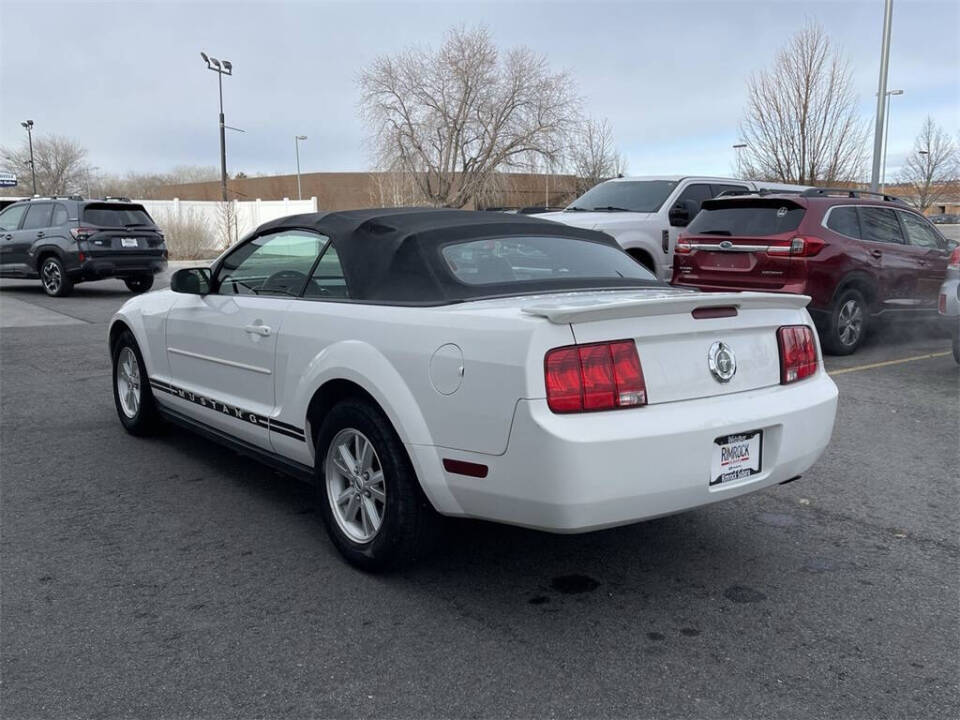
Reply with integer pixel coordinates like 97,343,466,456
522,291,811,324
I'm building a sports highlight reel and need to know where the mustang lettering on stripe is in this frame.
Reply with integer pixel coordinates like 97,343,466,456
149,379,305,441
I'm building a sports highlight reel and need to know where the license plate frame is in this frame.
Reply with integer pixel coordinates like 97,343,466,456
120,237,139,248
710,430,763,487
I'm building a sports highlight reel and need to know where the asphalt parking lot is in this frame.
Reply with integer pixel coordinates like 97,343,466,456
1,272,958,719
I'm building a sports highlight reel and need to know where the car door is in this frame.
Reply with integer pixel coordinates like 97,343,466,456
898,210,951,307
858,206,922,309
0,203,29,274
5,202,53,275
162,228,327,450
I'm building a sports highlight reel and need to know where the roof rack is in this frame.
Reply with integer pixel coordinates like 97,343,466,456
800,187,905,203
101,196,132,202
26,195,84,201
714,188,804,198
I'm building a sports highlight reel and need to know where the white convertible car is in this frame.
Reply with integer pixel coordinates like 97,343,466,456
109,208,838,569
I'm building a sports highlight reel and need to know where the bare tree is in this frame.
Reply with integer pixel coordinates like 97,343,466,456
567,117,626,196
89,165,220,199
0,135,92,195
359,25,579,208
897,116,958,210
738,22,867,185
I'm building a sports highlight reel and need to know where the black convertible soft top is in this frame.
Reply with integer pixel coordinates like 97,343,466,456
253,207,661,304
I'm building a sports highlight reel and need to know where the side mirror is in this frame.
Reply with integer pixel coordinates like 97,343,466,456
170,267,211,295
668,200,699,228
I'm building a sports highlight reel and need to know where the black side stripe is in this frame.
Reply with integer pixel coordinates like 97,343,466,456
149,380,306,442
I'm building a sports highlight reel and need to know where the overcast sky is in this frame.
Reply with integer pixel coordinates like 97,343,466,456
1,0,957,184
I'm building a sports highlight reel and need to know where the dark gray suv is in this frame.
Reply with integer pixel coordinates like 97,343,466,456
0,196,167,297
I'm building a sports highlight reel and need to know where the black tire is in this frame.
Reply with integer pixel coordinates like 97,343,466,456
314,398,438,571
111,330,163,436
124,275,154,293
821,288,868,355
952,322,960,365
39,256,73,297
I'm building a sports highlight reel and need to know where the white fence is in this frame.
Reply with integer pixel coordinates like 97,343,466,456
139,197,318,258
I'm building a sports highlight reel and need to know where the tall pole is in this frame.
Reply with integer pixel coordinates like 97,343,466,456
870,0,894,192
218,71,227,202
879,90,903,192
295,136,307,201
21,121,37,194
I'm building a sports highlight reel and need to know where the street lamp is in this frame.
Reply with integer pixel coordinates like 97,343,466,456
20,120,36,195
880,89,903,191
200,51,233,202
295,135,308,200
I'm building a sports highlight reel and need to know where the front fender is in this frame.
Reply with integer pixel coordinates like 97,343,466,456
108,293,172,380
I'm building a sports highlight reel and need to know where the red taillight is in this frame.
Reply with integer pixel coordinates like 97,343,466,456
777,326,818,384
948,247,960,270
545,340,646,413
70,227,97,241
940,294,948,314
675,237,692,254
766,236,825,257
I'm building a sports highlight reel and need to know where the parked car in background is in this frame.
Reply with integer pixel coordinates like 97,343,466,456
108,208,837,570
938,245,960,363
0,196,167,297
538,176,809,280
671,188,957,354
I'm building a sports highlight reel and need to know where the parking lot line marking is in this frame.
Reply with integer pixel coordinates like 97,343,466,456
829,351,952,376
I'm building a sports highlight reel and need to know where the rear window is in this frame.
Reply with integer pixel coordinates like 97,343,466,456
441,236,656,285
688,201,806,237
82,204,153,227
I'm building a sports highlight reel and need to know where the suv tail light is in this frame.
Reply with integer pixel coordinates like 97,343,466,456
940,293,948,314
766,236,826,257
948,247,960,270
545,340,646,413
675,237,692,254
777,326,818,384
70,227,98,241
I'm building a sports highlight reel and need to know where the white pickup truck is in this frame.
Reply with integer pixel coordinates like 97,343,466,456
539,176,809,281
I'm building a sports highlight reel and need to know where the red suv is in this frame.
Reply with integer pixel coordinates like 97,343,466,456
671,188,956,354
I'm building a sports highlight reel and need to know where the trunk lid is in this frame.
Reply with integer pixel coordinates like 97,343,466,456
523,289,810,404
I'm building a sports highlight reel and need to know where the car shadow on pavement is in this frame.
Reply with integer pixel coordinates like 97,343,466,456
0,283,136,299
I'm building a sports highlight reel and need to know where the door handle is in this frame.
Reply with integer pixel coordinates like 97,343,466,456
869,249,882,259
36,231,44,238
3,234,11,241
244,323,271,337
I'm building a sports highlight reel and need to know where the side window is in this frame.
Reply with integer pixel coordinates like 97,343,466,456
899,212,944,249
826,207,862,239
711,184,750,198
304,244,349,299
216,230,327,297
0,203,28,231
859,207,904,245
21,203,53,231
675,183,713,211
52,204,69,226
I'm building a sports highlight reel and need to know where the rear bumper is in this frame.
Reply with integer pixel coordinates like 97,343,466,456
427,373,838,532
75,255,167,280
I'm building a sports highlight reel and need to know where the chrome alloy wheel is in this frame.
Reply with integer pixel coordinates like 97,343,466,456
325,428,386,543
116,347,142,418
837,298,864,347
41,259,62,295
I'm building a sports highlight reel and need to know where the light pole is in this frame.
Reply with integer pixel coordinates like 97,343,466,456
20,120,36,195
880,89,903,191
200,52,233,202
295,135,307,200
870,0,895,192
732,143,747,175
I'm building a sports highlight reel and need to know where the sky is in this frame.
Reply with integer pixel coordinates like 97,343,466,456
1,0,957,184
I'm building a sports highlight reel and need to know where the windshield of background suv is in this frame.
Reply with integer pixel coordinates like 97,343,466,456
82,204,153,227
441,236,656,285
566,180,679,213
687,201,806,236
